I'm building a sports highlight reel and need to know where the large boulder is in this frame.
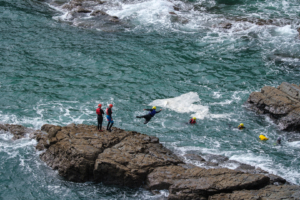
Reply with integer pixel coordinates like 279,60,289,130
94,133,182,187
247,82,300,131
209,185,300,200
38,124,134,182
38,124,182,184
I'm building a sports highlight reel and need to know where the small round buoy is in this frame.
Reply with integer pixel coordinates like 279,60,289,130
259,135,268,141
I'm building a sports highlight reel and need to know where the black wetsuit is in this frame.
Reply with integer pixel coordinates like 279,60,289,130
96,108,104,130
136,109,161,124
277,137,282,145
106,107,114,131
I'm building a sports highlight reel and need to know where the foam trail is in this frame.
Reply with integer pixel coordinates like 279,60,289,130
275,25,298,35
149,92,209,119
106,0,174,22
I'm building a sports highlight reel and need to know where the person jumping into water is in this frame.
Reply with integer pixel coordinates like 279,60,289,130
136,106,162,124
189,117,196,124
106,104,114,132
96,104,104,131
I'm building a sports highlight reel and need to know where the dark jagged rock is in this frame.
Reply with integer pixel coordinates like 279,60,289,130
0,122,299,199
209,185,300,200
0,124,9,132
220,23,232,29
38,124,134,182
76,7,92,13
247,82,300,132
37,124,182,184
184,153,205,162
0,124,36,140
93,132,182,187
90,10,108,16
147,165,270,199
109,16,119,23
57,0,120,26
173,6,180,11
184,152,287,186
38,123,290,198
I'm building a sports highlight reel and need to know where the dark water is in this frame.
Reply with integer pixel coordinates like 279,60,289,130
1,0,300,199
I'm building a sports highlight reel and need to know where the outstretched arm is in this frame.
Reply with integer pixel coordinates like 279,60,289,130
156,109,162,113
144,109,152,111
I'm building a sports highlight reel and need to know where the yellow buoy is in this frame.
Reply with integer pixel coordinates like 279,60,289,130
259,135,268,141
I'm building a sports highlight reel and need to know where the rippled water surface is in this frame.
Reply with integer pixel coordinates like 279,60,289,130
1,0,300,199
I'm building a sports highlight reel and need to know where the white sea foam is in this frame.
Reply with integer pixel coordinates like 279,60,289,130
212,91,222,98
288,141,300,148
106,0,173,22
275,25,297,35
149,92,231,119
173,144,300,184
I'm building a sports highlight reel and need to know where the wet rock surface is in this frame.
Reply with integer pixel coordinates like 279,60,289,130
46,0,121,28
0,124,37,140
147,165,270,199
37,124,183,183
184,152,287,186
209,185,300,200
247,82,300,132
2,123,299,199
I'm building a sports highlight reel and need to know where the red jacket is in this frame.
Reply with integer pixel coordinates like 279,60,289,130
96,108,104,116
189,119,196,124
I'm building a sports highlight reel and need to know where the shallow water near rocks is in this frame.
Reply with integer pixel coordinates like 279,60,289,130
1,0,300,199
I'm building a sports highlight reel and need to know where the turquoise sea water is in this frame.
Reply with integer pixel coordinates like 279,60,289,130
1,0,300,199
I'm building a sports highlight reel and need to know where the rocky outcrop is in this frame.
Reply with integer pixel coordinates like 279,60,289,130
184,153,287,186
93,132,182,187
37,124,183,184
59,0,119,23
2,123,299,199
147,165,269,199
247,82,300,132
209,185,300,200
34,123,300,199
0,124,38,140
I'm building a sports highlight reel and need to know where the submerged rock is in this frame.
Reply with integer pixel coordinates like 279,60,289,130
220,23,232,29
247,82,300,132
90,10,108,16
0,124,37,140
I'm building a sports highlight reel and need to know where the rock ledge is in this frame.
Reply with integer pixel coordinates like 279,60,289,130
247,82,300,132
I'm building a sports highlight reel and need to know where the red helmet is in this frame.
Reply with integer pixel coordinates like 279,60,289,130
109,104,113,108
98,104,102,107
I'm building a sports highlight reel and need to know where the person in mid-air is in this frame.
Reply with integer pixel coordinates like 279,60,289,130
136,106,162,124
238,123,245,129
189,117,196,124
106,104,114,132
96,104,104,131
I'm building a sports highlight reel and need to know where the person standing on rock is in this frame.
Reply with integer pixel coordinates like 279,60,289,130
106,104,114,132
136,106,162,124
96,104,104,132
